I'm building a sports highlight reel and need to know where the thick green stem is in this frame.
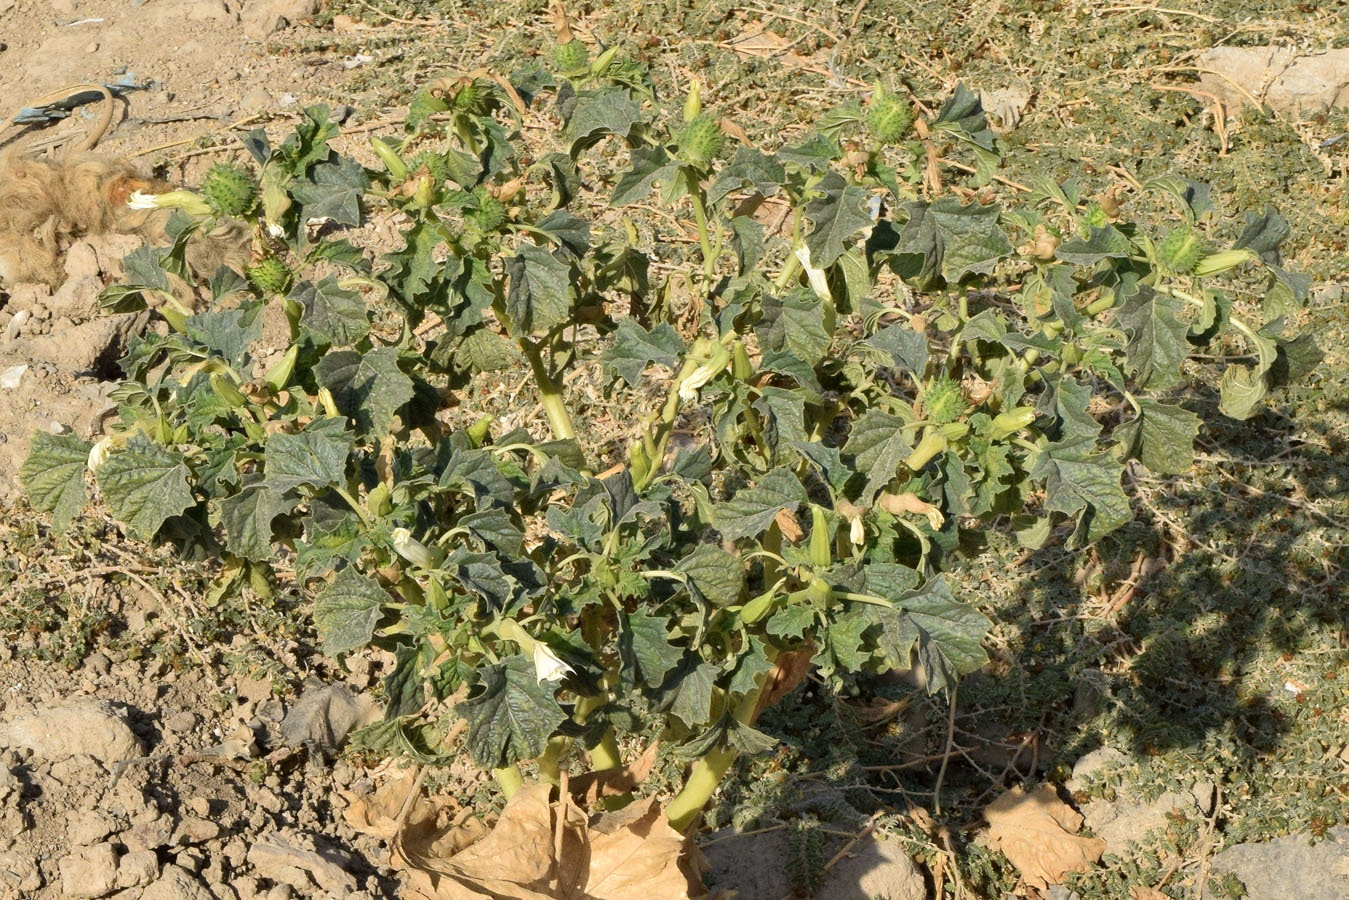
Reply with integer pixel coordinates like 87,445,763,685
537,737,567,785
494,764,524,799
522,342,576,441
591,729,622,772
689,188,716,280
665,683,764,831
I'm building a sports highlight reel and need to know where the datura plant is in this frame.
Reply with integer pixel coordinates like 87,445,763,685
21,35,1319,833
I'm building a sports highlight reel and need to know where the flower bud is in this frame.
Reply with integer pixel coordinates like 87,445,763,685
87,436,113,473
391,527,434,569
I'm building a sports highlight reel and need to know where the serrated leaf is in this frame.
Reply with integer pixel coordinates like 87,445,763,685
931,83,995,150
778,133,839,171
265,417,353,493
846,410,914,503
620,611,682,689
313,567,389,656
96,438,195,540
295,276,371,348
315,347,415,436
459,655,567,769
757,290,831,365
714,467,808,541
1142,175,1212,222
384,645,426,719
928,197,1012,281
121,245,171,292
729,215,765,274
1055,225,1132,266
567,87,643,152
1218,364,1269,420
661,654,720,729
877,577,990,695
768,603,814,640
505,244,572,335
535,210,591,259
291,155,368,226
864,323,930,373
20,432,90,532
601,319,686,387
802,171,874,269
612,146,682,206
1233,205,1290,263
187,305,262,366
817,612,871,674
707,146,786,208
218,482,295,561
1115,399,1201,476
458,507,525,556
1116,286,1189,390
675,544,745,607
439,447,515,506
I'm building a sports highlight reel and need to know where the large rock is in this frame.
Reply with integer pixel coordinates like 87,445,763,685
1066,747,1213,857
699,829,792,900
0,701,143,764
1198,48,1349,115
1211,827,1349,900
139,864,216,900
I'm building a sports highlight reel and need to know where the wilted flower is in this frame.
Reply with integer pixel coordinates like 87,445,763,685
127,189,212,217
533,643,573,683
391,527,433,569
87,436,113,473
849,515,866,546
678,361,721,404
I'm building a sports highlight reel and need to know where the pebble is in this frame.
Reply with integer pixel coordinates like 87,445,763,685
58,842,119,899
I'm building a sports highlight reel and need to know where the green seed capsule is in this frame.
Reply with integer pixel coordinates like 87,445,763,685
867,85,914,144
677,114,723,168
201,163,259,218
922,377,963,425
555,39,590,75
1156,227,1204,274
248,257,292,295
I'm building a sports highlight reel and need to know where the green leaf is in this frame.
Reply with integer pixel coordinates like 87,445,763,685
601,319,686,387
892,577,990,695
757,290,831,366
458,507,525,556
728,215,765,274
313,567,389,656
707,146,786,208
864,323,930,373
291,155,368,226
661,655,720,729
817,612,871,674
1218,364,1269,420
931,83,995,151
296,276,371,348
265,417,353,493
1116,286,1189,390
282,104,340,174
505,244,572,335
778,133,839,171
97,438,195,540
1115,399,1201,476
218,482,295,561
928,197,1012,281
675,544,745,607
567,88,643,152
459,655,567,769
802,171,874,269
620,611,683,688
612,146,682,206
315,347,415,436
1032,379,1130,546
845,410,913,503
768,603,814,640
535,210,591,259
384,645,427,719
20,432,90,532
714,467,808,541
1233,205,1290,263
1142,175,1213,222
1055,225,1132,266
186,305,262,366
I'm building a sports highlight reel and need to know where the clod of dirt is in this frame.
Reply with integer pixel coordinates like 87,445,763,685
1211,827,1349,900
1198,48,1349,115
245,833,358,895
817,835,927,900
139,863,216,900
242,0,318,41
0,700,143,763
56,842,119,899
279,680,379,755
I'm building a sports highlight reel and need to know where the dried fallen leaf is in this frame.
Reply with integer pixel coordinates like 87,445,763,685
753,645,814,719
721,27,817,69
348,780,698,900
983,783,1105,891
1130,887,1173,900
773,507,804,542
568,741,660,807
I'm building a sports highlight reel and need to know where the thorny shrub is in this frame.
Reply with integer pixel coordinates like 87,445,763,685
21,37,1319,829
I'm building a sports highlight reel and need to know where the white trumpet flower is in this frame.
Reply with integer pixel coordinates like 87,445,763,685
391,527,434,569
87,436,114,473
533,643,573,683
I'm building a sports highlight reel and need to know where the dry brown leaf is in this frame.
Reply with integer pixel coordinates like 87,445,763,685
568,741,660,807
983,783,1105,891
753,645,814,719
773,507,804,542
350,780,697,900
721,27,815,69
1130,887,1173,900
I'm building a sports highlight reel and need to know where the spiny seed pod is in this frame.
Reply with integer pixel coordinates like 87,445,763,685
248,257,292,295
1157,227,1204,274
201,163,258,218
453,79,494,116
408,151,450,183
922,377,963,425
555,39,590,75
469,194,507,232
867,86,913,144
678,114,723,168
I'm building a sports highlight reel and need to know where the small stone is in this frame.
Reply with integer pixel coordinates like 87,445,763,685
140,864,215,900
58,842,119,899
1211,827,1349,900
817,835,927,900
116,850,159,889
264,886,295,900
123,812,175,852
246,836,357,895
187,796,211,818
0,851,42,892
174,817,221,845
165,711,199,734
68,810,122,846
